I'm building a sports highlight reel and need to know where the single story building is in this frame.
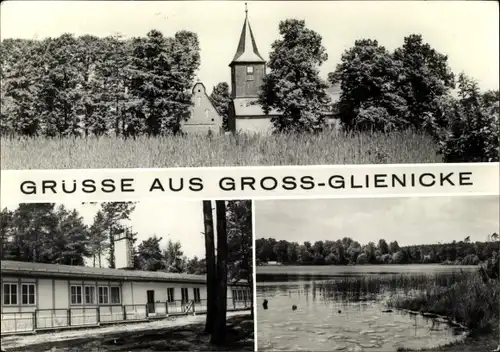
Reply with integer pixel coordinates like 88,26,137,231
1,260,251,335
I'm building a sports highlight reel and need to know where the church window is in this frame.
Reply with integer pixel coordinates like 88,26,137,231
205,109,210,119
246,66,254,81
197,96,202,107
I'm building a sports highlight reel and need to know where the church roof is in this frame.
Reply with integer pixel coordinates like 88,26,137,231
230,5,266,65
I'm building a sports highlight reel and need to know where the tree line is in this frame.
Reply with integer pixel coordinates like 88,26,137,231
255,234,500,266
1,31,200,137
2,21,497,161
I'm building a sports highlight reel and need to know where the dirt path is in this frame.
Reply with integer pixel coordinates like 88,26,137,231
1,312,254,352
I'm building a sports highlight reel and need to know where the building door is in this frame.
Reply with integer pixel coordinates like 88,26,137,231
147,290,155,314
181,288,189,304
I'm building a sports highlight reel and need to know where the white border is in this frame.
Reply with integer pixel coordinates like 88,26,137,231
2,162,498,203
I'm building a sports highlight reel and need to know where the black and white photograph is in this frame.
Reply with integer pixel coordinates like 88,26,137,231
0,1,498,169
255,196,499,352
0,200,254,352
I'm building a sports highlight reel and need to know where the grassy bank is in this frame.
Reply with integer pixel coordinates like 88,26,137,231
0,130,442,169
387,273,500,352
2,313,254,352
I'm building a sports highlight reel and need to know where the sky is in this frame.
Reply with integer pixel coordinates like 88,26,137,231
2,200,212,262
254,196,500,246
1,1,498,93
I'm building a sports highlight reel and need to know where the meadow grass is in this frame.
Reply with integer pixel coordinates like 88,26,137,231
0,130,442,169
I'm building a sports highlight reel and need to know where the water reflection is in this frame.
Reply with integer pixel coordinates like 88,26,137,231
257,278,467,352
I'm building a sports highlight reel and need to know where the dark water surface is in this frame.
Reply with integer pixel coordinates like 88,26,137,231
256,265,473,352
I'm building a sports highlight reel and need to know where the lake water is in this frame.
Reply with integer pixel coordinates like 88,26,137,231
256,265,474,352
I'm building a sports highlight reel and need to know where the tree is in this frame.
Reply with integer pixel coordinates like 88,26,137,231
52,206,90,265
211,200,228,345
202,200,217,334
437,74,499,162
378,239,389,255
226,200,253,318
0,39,42,136
163,239,186,273
329,39,407,131
186,256,207,275
88,210,108,267
135,235,167,271
258,19,331,133
0,208,13,260
3,203,91,265
210,82,231,131
393,34,455,131
128,30,200,135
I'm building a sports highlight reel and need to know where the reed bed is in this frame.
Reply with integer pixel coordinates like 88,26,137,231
308,271,499,333
1,130,442,169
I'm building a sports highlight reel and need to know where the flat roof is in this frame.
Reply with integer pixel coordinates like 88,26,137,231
0,261,248,286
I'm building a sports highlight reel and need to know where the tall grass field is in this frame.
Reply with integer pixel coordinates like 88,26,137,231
0,130,442,169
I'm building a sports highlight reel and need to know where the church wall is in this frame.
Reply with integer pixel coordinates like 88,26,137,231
235,116,273,135
182,82,223,135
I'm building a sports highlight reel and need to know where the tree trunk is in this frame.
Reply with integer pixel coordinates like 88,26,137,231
203,200,217,334
211,200,228,345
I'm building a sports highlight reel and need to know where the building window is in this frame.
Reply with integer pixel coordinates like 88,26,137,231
246,66,254,81
21,283,36,305
205,109,210,119
232,289,237,301
237,289,243,301
3,283,18,305
98,286,109,304
193,288,201,303
70,285,83,305
85,286,96,305
110,286,121,304
196,96,202,107
167,288,175,302
181,288,189,303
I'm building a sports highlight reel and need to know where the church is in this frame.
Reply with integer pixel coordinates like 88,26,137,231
226,6,340,134
184,5,340,135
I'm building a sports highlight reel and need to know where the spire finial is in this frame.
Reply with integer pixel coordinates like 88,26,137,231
245,3,248,17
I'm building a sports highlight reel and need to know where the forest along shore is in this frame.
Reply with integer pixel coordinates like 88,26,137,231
1,313,254,352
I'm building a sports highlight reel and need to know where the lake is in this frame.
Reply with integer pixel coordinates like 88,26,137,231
256,265,475,352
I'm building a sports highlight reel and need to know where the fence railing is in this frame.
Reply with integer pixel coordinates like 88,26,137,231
1,296,252,334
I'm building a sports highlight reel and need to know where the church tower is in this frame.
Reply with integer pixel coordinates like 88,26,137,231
229,3,266,99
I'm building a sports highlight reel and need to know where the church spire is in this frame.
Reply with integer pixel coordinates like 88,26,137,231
230,3,265,65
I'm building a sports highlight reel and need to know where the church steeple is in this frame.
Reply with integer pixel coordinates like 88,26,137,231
230,3,265,65
229,3,266,99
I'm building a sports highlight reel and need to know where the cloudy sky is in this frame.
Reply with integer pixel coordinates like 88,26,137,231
255,196,499,246
1,1,498,92
3,200,212,263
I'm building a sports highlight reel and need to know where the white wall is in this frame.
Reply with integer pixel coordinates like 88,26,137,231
236,117,273,135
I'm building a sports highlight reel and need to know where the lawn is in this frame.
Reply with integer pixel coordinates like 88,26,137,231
0,130,442,169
